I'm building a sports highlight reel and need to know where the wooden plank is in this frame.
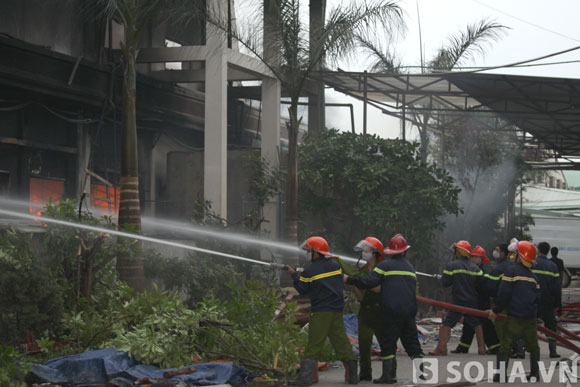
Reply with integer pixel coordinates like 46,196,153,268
84,168,113,187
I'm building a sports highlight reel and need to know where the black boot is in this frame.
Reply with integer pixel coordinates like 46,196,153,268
450,344,469,354
493,354,510,383
391,358,397,383
288,359,317,386
344,360,358,385
549,341,560,358
373,359,395,384
527,352,540,382
511,339,525,359
359,366,372,381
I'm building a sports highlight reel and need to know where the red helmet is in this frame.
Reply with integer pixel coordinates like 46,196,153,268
301,236,331,256
471,245,489,263
517,241,537,264
454,240,472,256
383,234,411,255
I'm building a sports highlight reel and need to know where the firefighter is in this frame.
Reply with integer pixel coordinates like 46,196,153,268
429,240,486,356
533,241,562,358
487,243,514,345
284,236,358,386
451,245,500,354
488,241,541,382
337,237,385,381
344,234,425,384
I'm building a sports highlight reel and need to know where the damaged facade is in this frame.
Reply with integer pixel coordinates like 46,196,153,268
0,0,305,237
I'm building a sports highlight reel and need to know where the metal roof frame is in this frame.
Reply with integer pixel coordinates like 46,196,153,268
314,70,580,169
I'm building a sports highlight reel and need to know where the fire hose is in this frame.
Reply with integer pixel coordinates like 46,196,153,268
416,296,580,356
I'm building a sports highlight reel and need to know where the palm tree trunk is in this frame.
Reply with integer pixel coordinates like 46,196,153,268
285,97,300,249
116,45,145,291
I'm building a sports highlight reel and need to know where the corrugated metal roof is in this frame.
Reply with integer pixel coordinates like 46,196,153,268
314,71,580,161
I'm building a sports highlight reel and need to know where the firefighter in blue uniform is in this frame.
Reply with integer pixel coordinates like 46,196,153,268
488,240,541,382
451,245,500,354
344,234,424,384
430,240,487,356
285,236,358,386
486,243,514,346
533,241,562,358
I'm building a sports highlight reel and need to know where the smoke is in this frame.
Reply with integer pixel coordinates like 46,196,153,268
434,118,520,261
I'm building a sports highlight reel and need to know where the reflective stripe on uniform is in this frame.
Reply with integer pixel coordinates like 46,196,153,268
531,269,560,277
502,275,540,289
373,267,417,278
459,342,470,348
299,269,342,282
380,354,395,360
443,269,483,276
484,273,502,280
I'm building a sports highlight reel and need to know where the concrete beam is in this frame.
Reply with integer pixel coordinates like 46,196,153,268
226,49,276,79
148,67,263,83
137,45,208,63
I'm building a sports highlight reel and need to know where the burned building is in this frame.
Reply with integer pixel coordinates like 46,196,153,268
0,0,290,236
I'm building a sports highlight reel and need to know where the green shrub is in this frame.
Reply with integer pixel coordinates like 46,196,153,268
0,230,64,346
0,346,28,386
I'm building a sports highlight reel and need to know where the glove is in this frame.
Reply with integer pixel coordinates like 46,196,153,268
433,274,442,280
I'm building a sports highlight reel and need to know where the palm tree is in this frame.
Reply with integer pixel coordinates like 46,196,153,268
359,19,507,163
89,0,204,289
218,0,403,246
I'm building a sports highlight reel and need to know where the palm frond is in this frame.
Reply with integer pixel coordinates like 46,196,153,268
356,33,402,73
431,19,508,71
316,0,404,69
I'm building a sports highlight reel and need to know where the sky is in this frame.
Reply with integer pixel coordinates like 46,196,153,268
316,0,580,139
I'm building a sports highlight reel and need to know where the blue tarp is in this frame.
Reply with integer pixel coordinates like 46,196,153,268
31,348,257,386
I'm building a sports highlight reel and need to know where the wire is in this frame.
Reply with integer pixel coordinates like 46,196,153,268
394,58,580,71
470,0,580,44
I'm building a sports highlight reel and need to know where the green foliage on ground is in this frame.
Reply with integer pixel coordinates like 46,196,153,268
0,346,28,386
93,282,307,374
298,129,461,259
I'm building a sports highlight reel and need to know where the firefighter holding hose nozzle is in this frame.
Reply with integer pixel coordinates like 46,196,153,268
429,240,487,356
344,234,425,384
488,240,541,382
284,236,358,386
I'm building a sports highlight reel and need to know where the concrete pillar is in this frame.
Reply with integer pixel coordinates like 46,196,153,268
261,77,281,237
308,0,326,132
204,0,228,219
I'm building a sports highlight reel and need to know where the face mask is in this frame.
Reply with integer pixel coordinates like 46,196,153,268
492,250,500,259
307,251,314,262
362,251,373,261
